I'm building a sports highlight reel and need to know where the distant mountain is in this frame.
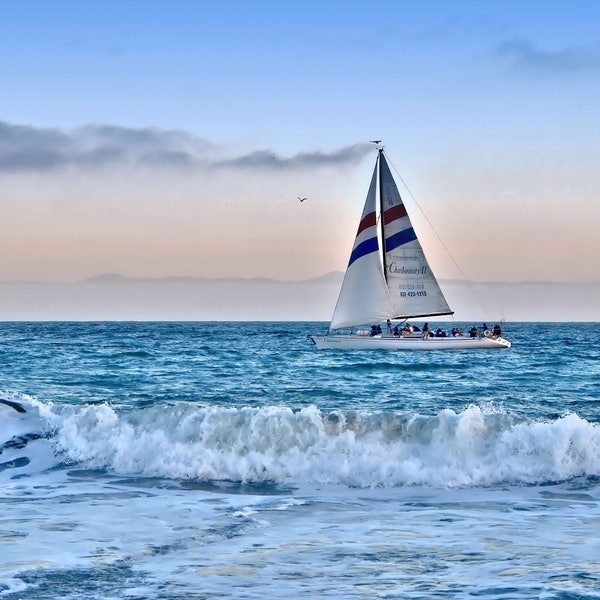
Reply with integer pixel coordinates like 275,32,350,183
5,272,596,287
81,272,346,285
439,278,600,287
83,273,135,284
83,273,275,285
304,271,345,284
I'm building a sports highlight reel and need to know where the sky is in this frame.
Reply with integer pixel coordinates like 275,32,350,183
1,0,600,319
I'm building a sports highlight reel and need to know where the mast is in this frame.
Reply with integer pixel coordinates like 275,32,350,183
378,148,388,282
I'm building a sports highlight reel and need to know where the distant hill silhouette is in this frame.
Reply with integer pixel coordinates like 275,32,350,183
81,272,346,285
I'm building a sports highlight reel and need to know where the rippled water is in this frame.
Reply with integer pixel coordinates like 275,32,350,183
1,321,600,598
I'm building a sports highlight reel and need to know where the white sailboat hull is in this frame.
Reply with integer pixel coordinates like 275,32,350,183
309,147,512,351
310,333,511,351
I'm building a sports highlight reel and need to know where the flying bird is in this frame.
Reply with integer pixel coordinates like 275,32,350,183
298,197,307,202
370,140,382,144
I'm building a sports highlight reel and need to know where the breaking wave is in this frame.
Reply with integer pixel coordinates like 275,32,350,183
2,393,600,488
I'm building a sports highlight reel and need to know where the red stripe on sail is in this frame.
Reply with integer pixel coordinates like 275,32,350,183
355,211,377,237
384,204,407,224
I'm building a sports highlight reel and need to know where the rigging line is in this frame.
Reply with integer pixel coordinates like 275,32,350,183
385,154,492,321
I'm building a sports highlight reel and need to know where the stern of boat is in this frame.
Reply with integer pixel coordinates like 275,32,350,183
488,335,511,349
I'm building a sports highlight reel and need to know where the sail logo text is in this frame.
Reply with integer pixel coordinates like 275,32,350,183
388,263,428,275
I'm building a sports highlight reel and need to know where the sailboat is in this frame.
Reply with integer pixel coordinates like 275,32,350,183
310,147,511,350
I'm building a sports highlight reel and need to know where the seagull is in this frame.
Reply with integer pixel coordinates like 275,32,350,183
370,140,382,144
298,196,307,202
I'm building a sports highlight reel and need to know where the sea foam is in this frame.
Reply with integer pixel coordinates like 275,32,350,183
13,399,597,488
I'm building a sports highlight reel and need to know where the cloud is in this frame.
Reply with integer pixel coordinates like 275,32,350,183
213,143,373,170
0,120,372,174
0,121,215,172
497,39,600,74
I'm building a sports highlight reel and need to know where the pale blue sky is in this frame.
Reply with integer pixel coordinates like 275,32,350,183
1,1,600,289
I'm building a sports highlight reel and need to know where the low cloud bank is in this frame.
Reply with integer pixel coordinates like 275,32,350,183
0,120,371,173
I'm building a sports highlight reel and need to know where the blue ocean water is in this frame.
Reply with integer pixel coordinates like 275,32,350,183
1,321,600,599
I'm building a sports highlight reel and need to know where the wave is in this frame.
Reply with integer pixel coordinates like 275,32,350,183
0,393,55,477
2,393,600,488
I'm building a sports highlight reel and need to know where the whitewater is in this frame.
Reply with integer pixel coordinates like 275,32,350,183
1,321,600,599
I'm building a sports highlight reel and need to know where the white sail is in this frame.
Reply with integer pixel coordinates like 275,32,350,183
329,163,393,330
378,152,453,319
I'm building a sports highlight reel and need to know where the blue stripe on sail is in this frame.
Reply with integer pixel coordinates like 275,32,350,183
348,236,379,267
385,227,417,252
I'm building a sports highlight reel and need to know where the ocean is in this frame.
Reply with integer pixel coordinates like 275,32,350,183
1,321,600,599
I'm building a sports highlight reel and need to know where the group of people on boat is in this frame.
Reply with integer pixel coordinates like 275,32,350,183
421,323,456,339
369,321,503,339
470,322,502,338
388,322,422,337
423,326,463,339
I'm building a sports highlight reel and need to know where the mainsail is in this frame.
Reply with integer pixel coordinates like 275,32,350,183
378,152,453,319
329,149,452,331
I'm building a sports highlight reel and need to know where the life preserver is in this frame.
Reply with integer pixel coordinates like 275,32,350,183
483,329,491,337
